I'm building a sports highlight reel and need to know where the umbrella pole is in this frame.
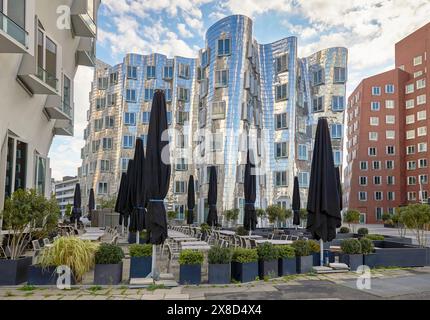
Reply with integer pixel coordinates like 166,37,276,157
320,239,324,266
136,231,139,244
151,244,158,282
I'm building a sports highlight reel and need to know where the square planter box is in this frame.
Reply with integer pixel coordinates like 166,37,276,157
94,262,123,285
278,258,296,276
371,241,427,267
208,264,231,284
231,261,258,283
258,260,278,279
363,254,377,269
0,257,32,285
28,266,58,286
296,255,313,274
179,264,201,285
340,254,363,271
128,233,146,244
130,256,152,278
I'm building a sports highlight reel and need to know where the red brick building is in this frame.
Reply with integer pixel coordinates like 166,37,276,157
345,23,430,224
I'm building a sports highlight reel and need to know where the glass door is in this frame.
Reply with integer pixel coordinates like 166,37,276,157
4,137,14,199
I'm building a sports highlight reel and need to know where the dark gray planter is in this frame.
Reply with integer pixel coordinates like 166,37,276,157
371,241,427,267
208,264,231,284
179,264,201,285
296,255,313,274
130,256,151,278
340,254,363,271
231,261,258,283
278,258,296,276
0,257,32,285
94,262,123,285
312,252,321,266
28,266,58,285
363,254,377,268
258,260,278,279
336,233,354,239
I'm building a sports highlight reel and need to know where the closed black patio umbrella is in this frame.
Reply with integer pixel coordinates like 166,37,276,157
206,166,218,227
307,118,341,266
335,167,343,211
115,172,128,228
187,175,195,225
71,183,81,228
123,159,135,228
129,137,146,241
292,176,301,226
88,188,95,221
243,151,257,232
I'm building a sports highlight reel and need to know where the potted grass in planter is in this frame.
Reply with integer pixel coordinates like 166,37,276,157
0,189,59,285
129,244,152,278
208,246,232,284
360,237,376,268
257,243,278,279
277,245,296,276
231,248,258,283
94,243,125,285
308,240,321,266
340,238,363,271
292,240,313,274
179,250,204,285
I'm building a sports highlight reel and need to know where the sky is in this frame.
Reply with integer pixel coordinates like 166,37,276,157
49,0,430,180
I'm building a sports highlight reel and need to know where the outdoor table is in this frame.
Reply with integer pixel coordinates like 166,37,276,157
180,241,208,246
78,234,102,241
219,230,236,236
181,245,211,251
172,237,198,242
239,235,263,239
255,239,293,245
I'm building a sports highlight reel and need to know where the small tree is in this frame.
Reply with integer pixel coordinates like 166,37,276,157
99,197,115,210
256,208,266,219
401,204,430,247
224,209,239,227
266,205,286,229
392,207,406,238
167,211,177,222
343,209,360,233
65,203,72,218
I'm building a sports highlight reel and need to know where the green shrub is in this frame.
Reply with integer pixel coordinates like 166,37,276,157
340,239,362,255
307,240,320,253
339,226,350,234
200,223,210,233
95,243,124,265
357,228,369,236
365,234,385,241
224,209,240,222
256,209,266,218
257,243,278,261
129,244,152,258
208,246,232,264
178,250,204,265
139,231,147,239
276,245,295,259
359,238,374,255
382,213,391,222
292,240,310,257
232,248,258,263
236,226,248,236
167,211,177,221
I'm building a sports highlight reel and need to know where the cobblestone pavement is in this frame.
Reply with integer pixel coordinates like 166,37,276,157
0,267,429,300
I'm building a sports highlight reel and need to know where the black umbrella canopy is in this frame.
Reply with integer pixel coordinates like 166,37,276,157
87,188,95,221
292,176,301,226
115,172,128,226
187,175,195,225
71,183,82,223
206,166,218,227
123,159,135,227
129,138,146,233
243,151,257,231
335,167,343,211
306,118,341,242
145,90,171,245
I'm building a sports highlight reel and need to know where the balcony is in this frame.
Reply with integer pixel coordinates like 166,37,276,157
71,0,98,38
45,96,73,120
18,55,59,95
76,37,95,67
0,11,28,53
54,120,74,136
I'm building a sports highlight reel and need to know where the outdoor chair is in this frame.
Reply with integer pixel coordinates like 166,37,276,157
280,235,287,240
53,235,60,241
43,238,50,246
249,239,257,249
111,235,118,245
268,233,275,240
291,235,299,241
166,243,180,273
32,240,42,264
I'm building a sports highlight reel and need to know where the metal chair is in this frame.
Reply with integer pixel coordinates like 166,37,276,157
111,235,119,245
249,239,257,249
43,238,50,246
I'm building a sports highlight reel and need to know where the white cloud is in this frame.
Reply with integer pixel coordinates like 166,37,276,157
177,23,194,38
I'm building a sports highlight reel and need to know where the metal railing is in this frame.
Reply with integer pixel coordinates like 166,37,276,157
36,66,58,91
61,100,72,118
0,11,28,48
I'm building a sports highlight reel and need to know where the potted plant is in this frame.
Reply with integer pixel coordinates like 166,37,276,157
340,238,363,271
257,243,278,279
0,189,59,285
231,248,258,283
401,204,430,247
224,209,239,228
178,250,204,285
277,245,296,276
343,209,360,233
236,226,248,236
360,237,376,268
129,244,152,278
266,205,287,231
208,246,232,284
200,223,211,241
365,234,385,241
292,240,313,274
339,226,350,234
357,228,369,236
94,243,124,285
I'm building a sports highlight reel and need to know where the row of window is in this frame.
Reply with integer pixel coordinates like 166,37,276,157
359,175,396,186
358,191,395,201
406,126,428,139
371,84,395,96
312,67,346,85
360,160,395,170
311,96,345,113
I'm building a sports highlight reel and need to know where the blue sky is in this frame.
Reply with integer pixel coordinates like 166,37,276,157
49,0,430,180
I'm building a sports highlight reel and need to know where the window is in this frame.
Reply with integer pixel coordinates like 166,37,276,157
178,63,190,79
177,87,189,102
174,181,186,193
408,176,416,185
418,143,427,152
176,111,189,125
121,158,130,171
34,155,46,195
359,177,367,186
419,159,428,168
372,161,381,170
211,133,223,151
372,86,381,95
298,172,309,187
98,182,108,194
408,192,417,201
414,71,423,78
174,205,185,220
333,150,342,166
405,84,414,94
275,171,288,187
374,191,383,201
177,133,188,149
94,118,103,131
386,160,394,169
334,67,346,83
370,117,379,126
298,144,308,160
91,140,100,153
142,111,150,124
123,135,134,149
215,69,228,87
376,208,383,221
407,145,415,154
417,126,427,137
374,176,382,185
275,142,288,158
275,84,288,101
212,101,226,120
275,113,288,130
417,110,426,121
420,175,428,184
124,112,136,126
360,161,368,170
406,99,415,109
406,130,415,140
36,29,58,90
413,55,423,66
313,69,324,85
126,89,136,102
331,124,343,139
385,84,394,94
369,132,378,141
175,158,188,171
407,161,416,170
100,160,110,172
371,101,380,111
312,96,324,112
109,72,118,85
96,97,106,110
385,115,395,124
107,93,117,106
386,131,395,140
201,49,209,67
63,75,72,115
102,138,112,150
385,100,395,109
163,65,173,79
127,66,137,79
217,38,231,56
386,146,395,155
276,54,288,73
387,176,395,185
406,114,415,124
368,147,377,156
143,88,154,102
166,88,172,101
167,111,172,125
417,94,426,105
146,65,156,79
332,96,344,111
140,134,148,147
417,79,426,90
359,192,367,201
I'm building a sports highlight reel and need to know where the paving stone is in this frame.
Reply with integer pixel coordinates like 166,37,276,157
59,296,78,300
164,294,190,300
141,294,165,300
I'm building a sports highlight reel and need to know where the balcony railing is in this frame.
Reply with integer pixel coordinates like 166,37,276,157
0,11,28,48
36,66,58,91
62,100,72,118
